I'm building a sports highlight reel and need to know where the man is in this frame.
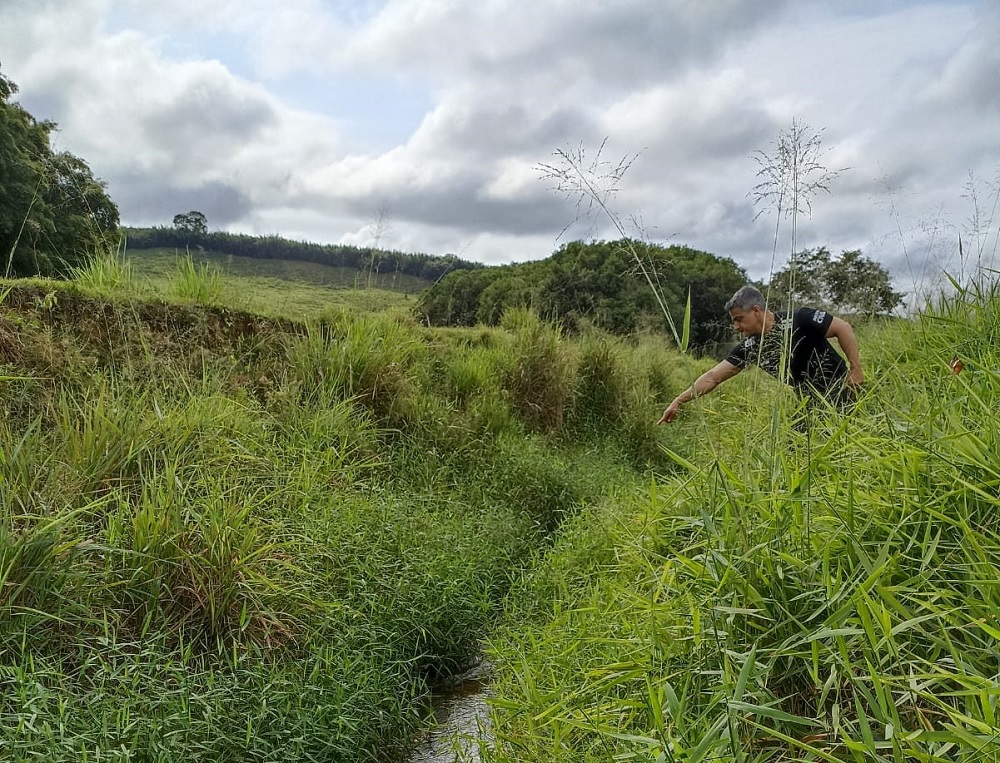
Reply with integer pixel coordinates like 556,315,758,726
658,285,863,424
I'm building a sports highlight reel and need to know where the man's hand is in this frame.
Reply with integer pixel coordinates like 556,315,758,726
846,365,864,388
657,400,681,425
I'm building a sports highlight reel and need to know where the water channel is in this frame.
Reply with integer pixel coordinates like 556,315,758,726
407,659,493,763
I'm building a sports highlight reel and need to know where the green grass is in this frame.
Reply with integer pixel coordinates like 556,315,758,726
124,247,420,319
481,280,1000,762
10,250,1000,761
0,274,693,760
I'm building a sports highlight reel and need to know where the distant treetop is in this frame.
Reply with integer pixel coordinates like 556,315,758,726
416,239,749,352
172,211,208,235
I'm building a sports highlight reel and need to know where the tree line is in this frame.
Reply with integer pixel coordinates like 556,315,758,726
126,223,483,283
416,239,904,353
0,70,119,277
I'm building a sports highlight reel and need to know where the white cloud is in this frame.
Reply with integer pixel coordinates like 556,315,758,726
0,0,997,291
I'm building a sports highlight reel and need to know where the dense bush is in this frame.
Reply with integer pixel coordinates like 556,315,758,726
416,239,748,352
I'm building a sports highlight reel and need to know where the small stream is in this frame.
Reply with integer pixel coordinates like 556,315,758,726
407,660,493,763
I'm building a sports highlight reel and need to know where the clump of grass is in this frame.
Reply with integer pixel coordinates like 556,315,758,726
171,253,223,304
420,326,516,444
498,307,578,432
283,310,421,424
0,517,79,631
108,472,296,646
570,328,629,431
70,244,139,295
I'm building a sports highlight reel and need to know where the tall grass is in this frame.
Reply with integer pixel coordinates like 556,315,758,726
483,278,1000,762
171,253,223,304
69,244,140,295
0,282,685,760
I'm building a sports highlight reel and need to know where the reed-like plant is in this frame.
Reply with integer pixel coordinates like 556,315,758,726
537,141,692,354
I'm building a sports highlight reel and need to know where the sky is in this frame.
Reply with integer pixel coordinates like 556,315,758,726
1,0,997,298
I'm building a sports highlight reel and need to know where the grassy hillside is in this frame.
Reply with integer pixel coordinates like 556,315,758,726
483,281,1000,761
121,247,419,320
0,260,700,761
4,247,999,761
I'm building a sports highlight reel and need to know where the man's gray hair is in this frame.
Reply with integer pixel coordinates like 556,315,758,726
725,285,766,312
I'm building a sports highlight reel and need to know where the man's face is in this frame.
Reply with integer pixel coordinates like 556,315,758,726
729,306,765,337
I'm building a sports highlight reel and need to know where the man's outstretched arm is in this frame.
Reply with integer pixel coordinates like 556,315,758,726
657,360,742,424
826,317,863,387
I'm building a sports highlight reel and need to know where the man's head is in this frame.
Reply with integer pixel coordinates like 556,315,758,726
725,285,769,337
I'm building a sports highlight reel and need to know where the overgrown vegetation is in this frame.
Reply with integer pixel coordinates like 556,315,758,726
481,276,1000,762
416,239,748,351
0,264,699,760
5,211,1000,763
470,125,999,763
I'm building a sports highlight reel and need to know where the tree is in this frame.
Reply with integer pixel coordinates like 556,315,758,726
172,210,208,234
416,268,503,326
42,151,121,260
826,249,904,317
767,247,903,317
766,247,831,309
0,69,119,277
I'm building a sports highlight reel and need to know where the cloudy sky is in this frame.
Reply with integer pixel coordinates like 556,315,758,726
1,0,997,296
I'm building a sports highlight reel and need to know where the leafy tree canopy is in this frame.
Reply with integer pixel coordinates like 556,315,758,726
0,69,120,277
173,210,208,234
766,247,904,317
416,239,748,353
125,226,482,283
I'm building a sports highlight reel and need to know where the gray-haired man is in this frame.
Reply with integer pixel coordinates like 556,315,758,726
658,285,863,424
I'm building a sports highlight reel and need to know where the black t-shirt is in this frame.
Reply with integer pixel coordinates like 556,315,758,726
725,307,847,394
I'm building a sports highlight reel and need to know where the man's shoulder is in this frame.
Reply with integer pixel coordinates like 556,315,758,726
793,306,833,329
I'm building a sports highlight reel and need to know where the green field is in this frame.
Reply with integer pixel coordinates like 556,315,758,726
125,246,421,319
1,250,999,761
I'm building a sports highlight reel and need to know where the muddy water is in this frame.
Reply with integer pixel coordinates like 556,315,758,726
407,661,493,763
